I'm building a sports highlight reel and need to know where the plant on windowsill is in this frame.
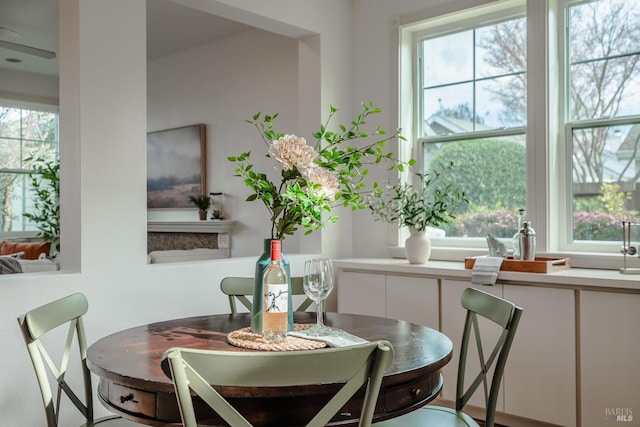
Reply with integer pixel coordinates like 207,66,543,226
367,161,468,264
188,194,211,220
23,157,60,253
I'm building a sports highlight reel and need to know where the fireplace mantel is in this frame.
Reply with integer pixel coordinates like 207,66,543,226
147,220,237,256
147,220,236,233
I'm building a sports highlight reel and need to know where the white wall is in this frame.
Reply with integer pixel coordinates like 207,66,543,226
0,68,59,104
0,0,348,426
147,28,303,256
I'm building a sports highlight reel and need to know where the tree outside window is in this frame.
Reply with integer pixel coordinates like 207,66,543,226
567,0,640,241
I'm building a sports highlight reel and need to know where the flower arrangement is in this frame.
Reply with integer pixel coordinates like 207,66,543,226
228,102,412,240
367,161,468,232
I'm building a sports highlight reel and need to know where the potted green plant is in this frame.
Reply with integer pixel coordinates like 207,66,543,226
368,161,467,263
188,194,211,220
23,157,60,253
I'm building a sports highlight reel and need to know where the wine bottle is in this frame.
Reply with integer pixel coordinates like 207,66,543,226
261,239,289,342
251,240,293,334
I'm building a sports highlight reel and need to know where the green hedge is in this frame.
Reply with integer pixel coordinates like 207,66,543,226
430,139,526,212
443,208,517,238
573,211,635,241
443,209,634,241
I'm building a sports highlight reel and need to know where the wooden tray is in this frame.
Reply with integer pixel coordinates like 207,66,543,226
464,256,571,273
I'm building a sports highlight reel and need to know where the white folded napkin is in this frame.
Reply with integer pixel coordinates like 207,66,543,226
289,328,369,347
471,256,504,286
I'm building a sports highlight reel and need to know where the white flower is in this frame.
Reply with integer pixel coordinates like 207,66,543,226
302,165,339,201
269,134,317,171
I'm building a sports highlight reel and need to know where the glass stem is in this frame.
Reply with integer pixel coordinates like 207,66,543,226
316,300,324,327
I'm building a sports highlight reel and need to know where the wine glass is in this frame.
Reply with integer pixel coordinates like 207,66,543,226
303,258,334,336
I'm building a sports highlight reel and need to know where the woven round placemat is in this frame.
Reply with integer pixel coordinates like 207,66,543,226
227,323,327,351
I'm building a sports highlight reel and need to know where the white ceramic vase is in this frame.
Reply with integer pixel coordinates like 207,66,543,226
405,227,431,264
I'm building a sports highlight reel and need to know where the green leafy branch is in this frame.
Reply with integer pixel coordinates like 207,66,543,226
23,156,60,245
368,161,468,231
229,102,413,239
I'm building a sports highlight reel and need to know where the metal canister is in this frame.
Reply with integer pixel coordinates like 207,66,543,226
519,221,536,261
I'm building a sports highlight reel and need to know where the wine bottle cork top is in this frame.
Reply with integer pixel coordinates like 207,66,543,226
271,240,281,261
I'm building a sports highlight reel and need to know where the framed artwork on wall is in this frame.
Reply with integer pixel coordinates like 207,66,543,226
147,124,206,209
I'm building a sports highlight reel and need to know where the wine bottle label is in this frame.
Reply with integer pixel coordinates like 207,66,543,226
263,281,288,341
265,283,288,313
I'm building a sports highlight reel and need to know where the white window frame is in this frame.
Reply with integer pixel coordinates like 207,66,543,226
394,0,640,270
557,0,640,256
0,96,59,239
396,0,528,257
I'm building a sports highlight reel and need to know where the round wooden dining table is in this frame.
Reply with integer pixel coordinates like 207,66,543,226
87,311,453,426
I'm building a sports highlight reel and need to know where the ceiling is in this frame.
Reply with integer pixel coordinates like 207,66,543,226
0,0,253,77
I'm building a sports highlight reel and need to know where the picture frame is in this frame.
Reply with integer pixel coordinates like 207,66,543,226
147,124,206,209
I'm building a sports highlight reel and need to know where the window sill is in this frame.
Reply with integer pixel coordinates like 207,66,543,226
387,245,640,271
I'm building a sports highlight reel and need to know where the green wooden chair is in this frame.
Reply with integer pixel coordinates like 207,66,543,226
376,287,523,427
161,340,394,427
17,293,138,427
220,276,314,313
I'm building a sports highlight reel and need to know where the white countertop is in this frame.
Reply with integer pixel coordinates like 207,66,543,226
334,258,640,292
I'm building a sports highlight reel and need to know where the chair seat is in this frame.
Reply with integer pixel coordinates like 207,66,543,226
375,406,480,427
83,415,140,426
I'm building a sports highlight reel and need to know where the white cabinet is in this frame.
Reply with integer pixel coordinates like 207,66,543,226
337,271,386,317
337,271,439,329
580,291,640,427
334,259,639,427
386,275,439,329
503,285,576,427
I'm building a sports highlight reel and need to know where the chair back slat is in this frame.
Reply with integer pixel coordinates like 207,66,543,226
456,287,523,427
24,292,88,340
461,287,515,328
220,276,313,313
162,340,394,427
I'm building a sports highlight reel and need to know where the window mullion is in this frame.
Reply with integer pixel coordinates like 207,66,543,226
472,28,477,133
419,126,527,144
571,116,640,130
526,0,555,253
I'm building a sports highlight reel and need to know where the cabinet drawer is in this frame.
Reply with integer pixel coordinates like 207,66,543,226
108,382,156,418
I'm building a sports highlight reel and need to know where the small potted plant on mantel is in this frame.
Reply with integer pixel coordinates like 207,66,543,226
188,194,211,220
368,161,467,264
